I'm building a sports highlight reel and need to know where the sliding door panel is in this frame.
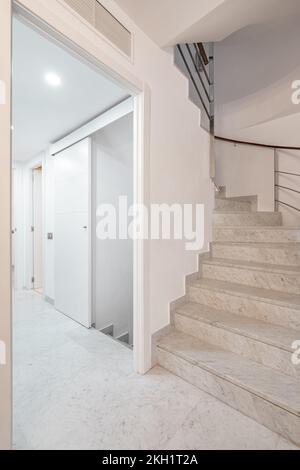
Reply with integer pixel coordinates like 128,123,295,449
54,138,91,328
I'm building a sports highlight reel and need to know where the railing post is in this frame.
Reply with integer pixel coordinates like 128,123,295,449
274,148,278,211
209,43,214,136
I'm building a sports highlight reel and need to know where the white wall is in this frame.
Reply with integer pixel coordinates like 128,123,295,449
214,19,300,146
18,0,214,365
113,0,225,47
93,113,133,343
214,19,300,225
113,0,300,47
215,140,275,212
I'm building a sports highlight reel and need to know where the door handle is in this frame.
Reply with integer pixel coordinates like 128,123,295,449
83,226,87,229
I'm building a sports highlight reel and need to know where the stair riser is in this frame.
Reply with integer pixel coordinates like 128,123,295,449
203,264,300,295
189,285,300,330
213,227,300,243
213,213,282,227
175,313,299,378
157,348,300,446
212,244,300,266
215,199,252,212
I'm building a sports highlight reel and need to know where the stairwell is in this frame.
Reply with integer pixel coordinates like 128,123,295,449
156,187,300,446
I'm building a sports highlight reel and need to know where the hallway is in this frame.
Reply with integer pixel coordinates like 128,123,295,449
13,291,296,450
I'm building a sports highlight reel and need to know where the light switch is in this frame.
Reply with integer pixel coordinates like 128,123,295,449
47,233,53,240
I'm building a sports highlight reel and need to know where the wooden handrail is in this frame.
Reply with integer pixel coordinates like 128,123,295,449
197,43,209,66
215,135,300,151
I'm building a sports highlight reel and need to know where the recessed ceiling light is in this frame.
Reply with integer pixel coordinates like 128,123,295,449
45,72,62,87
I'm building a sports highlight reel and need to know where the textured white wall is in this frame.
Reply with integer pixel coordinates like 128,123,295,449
214,19,300,146
215,140,274,212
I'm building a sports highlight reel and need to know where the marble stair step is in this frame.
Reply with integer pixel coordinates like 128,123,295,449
189,278,300,330
157,330,300,445
215,198,252,212
212,242,300,266
202,258,300,295
174,302,300,378
213,211,282,227
213,226,300,243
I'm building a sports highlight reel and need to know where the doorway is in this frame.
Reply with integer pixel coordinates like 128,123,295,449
1,0,149,450
11,8,137,449
32,166,43,294
11,15,136,324
12,169,16,286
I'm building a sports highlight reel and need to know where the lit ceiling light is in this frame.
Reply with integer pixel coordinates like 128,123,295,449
45,72,62,87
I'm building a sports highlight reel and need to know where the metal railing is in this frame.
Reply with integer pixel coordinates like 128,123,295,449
275,168,300,213
176,42,214,133
178,45,300,208
215,136,300,213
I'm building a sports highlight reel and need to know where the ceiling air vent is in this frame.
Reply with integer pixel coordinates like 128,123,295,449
64,0,132,57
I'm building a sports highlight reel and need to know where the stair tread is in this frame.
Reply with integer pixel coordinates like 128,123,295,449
157,330,300,416
176,302,299,352
214,211,280,215
216,195,256,202
212,241,300,247
203,257,300,275
191,278,300,309
214,209,251,213
214,226,300,231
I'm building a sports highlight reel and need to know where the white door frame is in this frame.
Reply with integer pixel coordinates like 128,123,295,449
12,164,25,291
0,0,12,451
32,165,44,291
23,157,44,291
13,1,151,372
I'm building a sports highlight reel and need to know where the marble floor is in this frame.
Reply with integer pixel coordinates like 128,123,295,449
13,290,297,450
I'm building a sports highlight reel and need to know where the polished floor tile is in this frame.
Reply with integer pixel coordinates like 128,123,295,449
13,290,298,450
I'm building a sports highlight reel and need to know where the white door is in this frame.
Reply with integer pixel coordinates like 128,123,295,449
54,138,91,328
33,167,43,290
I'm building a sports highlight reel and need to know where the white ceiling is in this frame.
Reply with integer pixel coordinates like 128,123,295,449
115,0,300,46
12,18,129,162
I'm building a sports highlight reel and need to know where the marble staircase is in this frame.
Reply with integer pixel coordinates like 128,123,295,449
157,190,300,446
